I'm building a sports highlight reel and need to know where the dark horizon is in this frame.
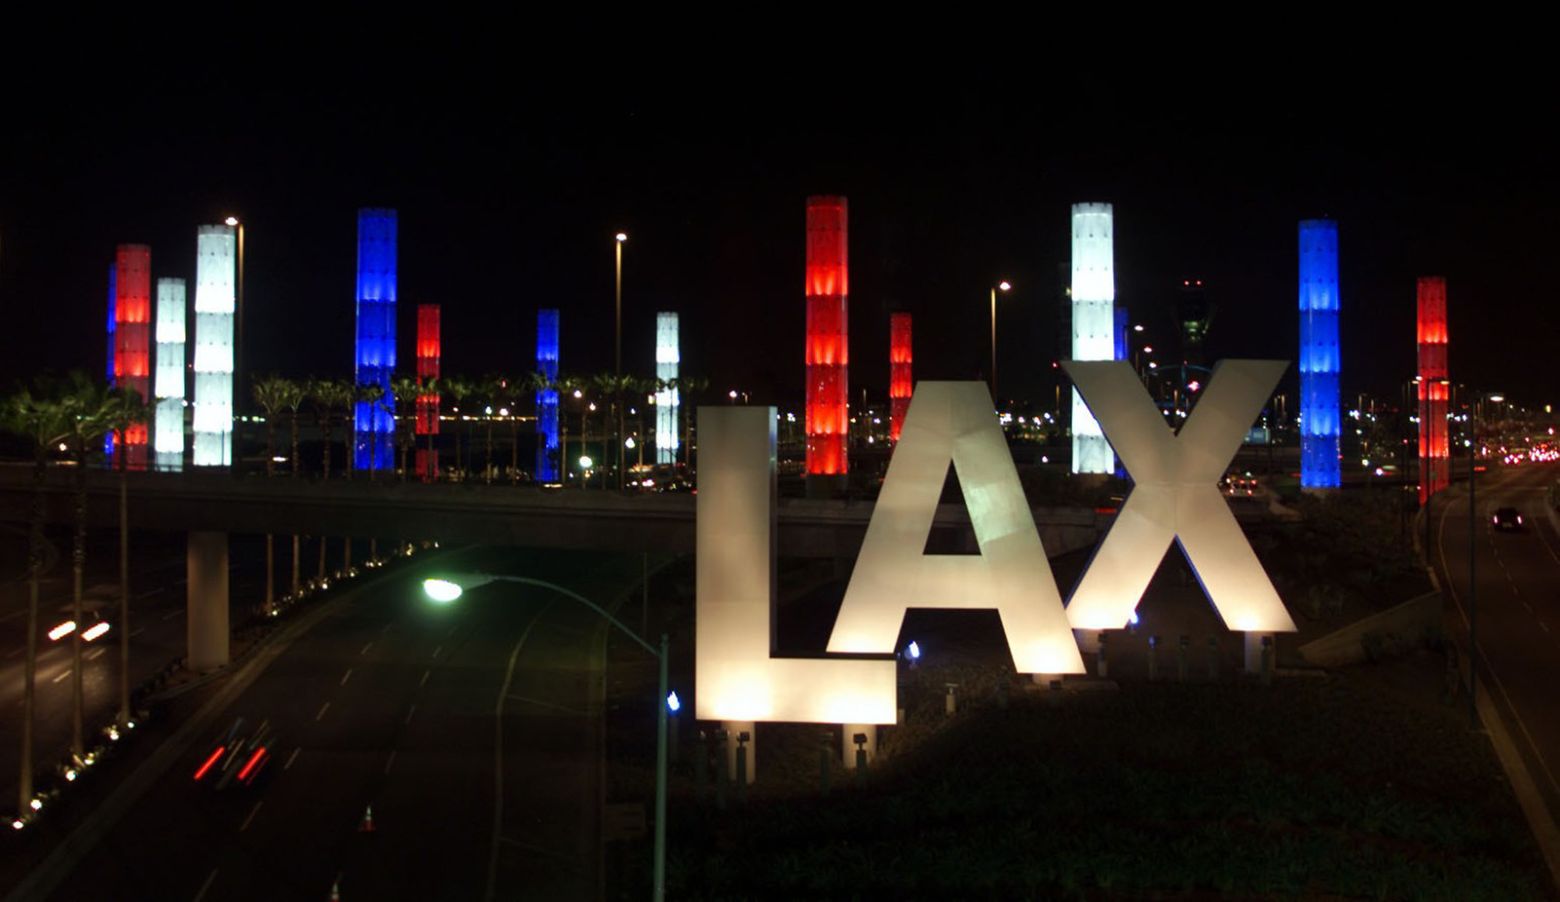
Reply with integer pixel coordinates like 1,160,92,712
3,52,1556,410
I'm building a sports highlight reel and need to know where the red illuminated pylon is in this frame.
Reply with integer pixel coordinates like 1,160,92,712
889,313,911,443
114,245,152,470
1416,277,1449,505
415,304,440,482
805,196,849,476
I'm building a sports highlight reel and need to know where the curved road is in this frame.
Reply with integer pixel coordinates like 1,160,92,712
16,546,643,900
1433,461,1560,824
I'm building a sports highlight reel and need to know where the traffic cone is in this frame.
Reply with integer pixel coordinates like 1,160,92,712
328,874,342,901
358,804,375,832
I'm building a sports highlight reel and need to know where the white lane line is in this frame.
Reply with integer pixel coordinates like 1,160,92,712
431,645,443,660
86,648,105,661
240,801,263,832
340,669,353,687
486,602,553,901
130,627,146,638
381,623,392,635
162,609,183,621
1543,622,1552,634
192,868,219,902
446,626,458,639
284,747,301,770
404,704,416,725
383,750,397,775
5,647,22,659
505,694,586,716
419,669,431,688
360,642,373,656
315,702,331,721
51,670,71,684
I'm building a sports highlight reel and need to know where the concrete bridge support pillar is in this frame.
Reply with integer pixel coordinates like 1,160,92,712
187,531,230,672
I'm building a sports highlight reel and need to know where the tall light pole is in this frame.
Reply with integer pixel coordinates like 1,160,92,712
422,573,671,901
615,232,627,491
989,280,1011,402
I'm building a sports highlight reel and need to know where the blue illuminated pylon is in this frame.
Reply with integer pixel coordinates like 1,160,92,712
1298,219,1340,489
535,309,560,482
353,209,397,472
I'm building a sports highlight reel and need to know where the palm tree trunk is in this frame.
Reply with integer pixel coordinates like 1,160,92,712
19,448,46,814
291,414,301,594
485,421,494,484
118,465,130,727
71,444,87,760
509,418,518,484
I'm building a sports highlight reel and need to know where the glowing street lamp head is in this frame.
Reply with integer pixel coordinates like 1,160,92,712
615,232,628,243
224,216,239,227
579,455,594,469
998,281,1012,292
422,578,463,604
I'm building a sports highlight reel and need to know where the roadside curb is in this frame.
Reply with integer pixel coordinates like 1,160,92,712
1475,678,1560,891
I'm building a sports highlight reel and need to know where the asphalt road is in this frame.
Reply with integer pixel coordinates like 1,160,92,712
29,545,643,901
1433,461,1560,822
0,530,270,811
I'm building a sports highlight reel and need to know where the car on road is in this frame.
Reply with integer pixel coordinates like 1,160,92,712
1492,506,1525,532
193,717,278,790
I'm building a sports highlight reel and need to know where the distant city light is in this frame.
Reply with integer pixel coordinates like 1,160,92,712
906,640,921,661
666,690,680,713
579,455,594,469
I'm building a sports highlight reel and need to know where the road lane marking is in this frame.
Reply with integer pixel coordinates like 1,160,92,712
130,627,146,637
340,669,353,686
86,648,105,661
315,702,330,721
381,623,392,635
360,642,373,656
5,647,22,659
1543,622,1552,634
432,645,443,660
51,670,71,684
505,694,586,715
192,868,219,902
162,609,183,621
447,626,458,639
240,801,263,832
404,704,416,725
284,747,301,770
487,602,554,902
419,669,430,688
384,750,397,775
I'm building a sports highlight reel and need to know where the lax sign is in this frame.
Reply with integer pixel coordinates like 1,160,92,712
695,360,1296,725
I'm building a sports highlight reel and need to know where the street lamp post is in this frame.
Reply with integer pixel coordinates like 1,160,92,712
615,233,628,492
422,574,670,902
989,281,1011,402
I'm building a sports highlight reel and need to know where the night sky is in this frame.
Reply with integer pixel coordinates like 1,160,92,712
3,42,1556,410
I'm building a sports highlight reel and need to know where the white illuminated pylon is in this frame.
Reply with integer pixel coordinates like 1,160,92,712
1063,359,1297,633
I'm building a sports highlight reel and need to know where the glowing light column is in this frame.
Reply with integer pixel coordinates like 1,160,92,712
353,209,397,472
535,309,560,481
889,313,911,442
1070,203,1115,474
415,304,440,481
114,245,152,470
655,312,679,465
1298,219,1340,490
805,195,849,490
1417,276,1449,504
193,225,236,467
153,278,187,470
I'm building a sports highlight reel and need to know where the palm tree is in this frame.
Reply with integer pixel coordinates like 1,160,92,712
308,379,353,580
253,376,291,613
61,372,115,760
555,375,587,486
103,384,148,728
308,378,353,482
442,376,474,480
390,375,419,481
480,374,507,485
415,375,441,482
0,379,71,815
680,376,710,467
593,372,638,490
